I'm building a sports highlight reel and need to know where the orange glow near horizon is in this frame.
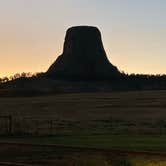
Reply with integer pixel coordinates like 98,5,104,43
0,32,166,77
0,1,166,77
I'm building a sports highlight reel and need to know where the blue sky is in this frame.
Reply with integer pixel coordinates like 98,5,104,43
0,0,166,76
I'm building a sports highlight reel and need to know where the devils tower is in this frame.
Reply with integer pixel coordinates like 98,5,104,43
47,26,121,80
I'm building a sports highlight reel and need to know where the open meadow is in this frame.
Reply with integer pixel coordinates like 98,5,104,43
1,90,166,165
1,90,166,135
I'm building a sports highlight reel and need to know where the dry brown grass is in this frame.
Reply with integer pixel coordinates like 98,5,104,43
0,90,166,135
0,90,166,120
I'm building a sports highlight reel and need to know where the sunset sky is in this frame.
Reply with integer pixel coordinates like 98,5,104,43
0,0,166,77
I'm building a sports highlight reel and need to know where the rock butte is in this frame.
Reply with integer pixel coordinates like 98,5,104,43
47,26,121,80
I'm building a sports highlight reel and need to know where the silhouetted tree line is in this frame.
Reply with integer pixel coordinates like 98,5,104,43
116,72,166,90
0,72,43,84
1,71,166,91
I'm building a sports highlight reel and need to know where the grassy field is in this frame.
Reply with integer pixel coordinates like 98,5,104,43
1,134,166,152
1,141,166,166
1,90,166,135
1,90,166,120
1,135,166,165
0,90,166,150
1,90,166,165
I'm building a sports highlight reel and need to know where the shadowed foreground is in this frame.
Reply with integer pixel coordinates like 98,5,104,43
0,141,166,166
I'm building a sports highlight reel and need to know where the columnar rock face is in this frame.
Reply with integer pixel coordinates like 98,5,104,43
47,26,121,79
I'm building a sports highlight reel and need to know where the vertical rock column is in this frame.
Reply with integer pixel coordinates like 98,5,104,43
47,26,120,79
